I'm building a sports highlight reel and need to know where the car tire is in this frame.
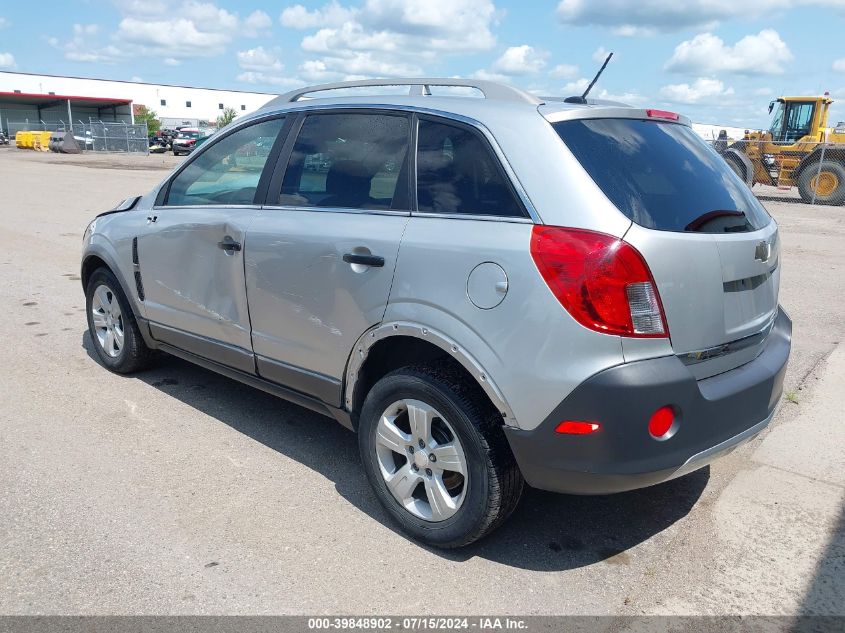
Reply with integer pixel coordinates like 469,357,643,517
358,362,524,548
85,267,156,374
797,161,845,205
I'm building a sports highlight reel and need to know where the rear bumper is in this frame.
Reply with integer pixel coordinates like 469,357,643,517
504,306,792,495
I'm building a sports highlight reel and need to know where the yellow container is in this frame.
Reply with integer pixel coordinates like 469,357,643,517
34,131,51,151
15,131,32,149
15,130,52,150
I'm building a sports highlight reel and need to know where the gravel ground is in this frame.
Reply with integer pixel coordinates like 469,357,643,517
0,148,842,617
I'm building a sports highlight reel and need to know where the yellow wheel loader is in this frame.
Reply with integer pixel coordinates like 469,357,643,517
719,95,845,205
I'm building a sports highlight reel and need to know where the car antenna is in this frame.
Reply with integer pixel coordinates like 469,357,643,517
564,52,613,104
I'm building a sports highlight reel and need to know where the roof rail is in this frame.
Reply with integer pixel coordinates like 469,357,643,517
266,78,543,108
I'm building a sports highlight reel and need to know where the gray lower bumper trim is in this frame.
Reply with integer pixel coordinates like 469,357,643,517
668,408,776,481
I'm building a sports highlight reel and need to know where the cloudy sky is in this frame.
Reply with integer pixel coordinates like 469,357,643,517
1,0,844,126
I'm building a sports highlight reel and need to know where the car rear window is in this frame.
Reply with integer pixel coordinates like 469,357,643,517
553,118,771,233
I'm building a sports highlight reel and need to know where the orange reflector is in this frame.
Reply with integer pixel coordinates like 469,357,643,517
648,406,676,439
555,420,601,435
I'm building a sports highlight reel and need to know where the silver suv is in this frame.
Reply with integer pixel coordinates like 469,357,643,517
81,79,791,547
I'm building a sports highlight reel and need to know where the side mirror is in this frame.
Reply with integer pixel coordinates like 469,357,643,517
768,101,775,114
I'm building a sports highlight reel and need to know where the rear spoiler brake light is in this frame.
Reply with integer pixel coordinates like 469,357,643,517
646,109,680,121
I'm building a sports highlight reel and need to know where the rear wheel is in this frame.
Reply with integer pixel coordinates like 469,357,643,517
358,363,523,548
797,161,845,205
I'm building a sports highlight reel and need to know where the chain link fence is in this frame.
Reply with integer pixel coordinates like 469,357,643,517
707,137,845,206
5,119,149,154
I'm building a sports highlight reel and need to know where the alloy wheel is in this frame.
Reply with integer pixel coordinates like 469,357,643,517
374,399,468,522
91,284,124,358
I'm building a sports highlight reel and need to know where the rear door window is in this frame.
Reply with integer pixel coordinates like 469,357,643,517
278,112,411,210
416,118,526,218
553,118,771,233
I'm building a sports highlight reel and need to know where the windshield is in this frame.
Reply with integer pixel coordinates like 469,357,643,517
178,131,200,139
553,118,771,233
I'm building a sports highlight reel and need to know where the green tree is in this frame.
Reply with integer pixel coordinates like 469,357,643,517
135,105,160,134
217,106,238,128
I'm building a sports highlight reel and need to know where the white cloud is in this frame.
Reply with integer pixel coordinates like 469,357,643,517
665,30,793,75
236,47,283,73
234,46,293,88
562,78,590,95
50,1,270,64
302,51,423,80
0,17,10,29
612,24,656,37
180,1,238,32
660,77,734,104
130,75,143,82
0,52,15,69
281,2,355,29
236,71,301,89
492,45,548,75
596,89,645,104
469,69,510,83
362,0,497,49
557,0,845,32
243,10,272,36
117,17,230,58
112,0,169,16
558,75,643,103
550,63,578,78
281,0,498,85
834,58,845,72
73,23,99,36
299,59,338,82
592,46,609,63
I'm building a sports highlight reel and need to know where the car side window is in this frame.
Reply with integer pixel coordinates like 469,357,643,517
279,113,411,210
416,118,525,218
165,117,285,207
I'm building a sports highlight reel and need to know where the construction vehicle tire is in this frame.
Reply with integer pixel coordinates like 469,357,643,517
722,149,754,187
797,161,845,206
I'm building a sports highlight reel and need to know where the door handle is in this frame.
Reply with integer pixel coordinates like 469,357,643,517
146,215,157,224
343,253,384,267
217,236,242,252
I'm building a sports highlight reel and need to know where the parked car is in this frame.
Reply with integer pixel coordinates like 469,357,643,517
80,79,791,548
0,131,9,145
171,128,203,156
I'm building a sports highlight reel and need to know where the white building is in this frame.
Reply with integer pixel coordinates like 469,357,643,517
0,71,277,132
692,123,752,142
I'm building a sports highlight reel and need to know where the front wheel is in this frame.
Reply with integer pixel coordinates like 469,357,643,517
797,161,845,205
358,363,523,548
85,268,155,374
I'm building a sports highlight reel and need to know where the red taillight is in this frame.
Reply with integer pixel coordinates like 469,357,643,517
530,226,669,338
646,109,680,121
555,420,601,435
648,406,677,439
